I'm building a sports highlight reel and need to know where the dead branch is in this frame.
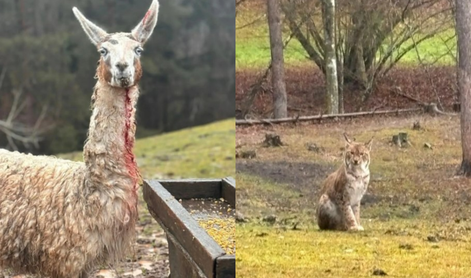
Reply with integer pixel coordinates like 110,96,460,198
390,87,457,116
0,68,50,150
239,64,272,117
391,87,423,103
236,14,266,29
236,107,425,125
239,30,296,118
426,102,457,116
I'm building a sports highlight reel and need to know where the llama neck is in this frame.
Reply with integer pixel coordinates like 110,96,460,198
83,82,140,190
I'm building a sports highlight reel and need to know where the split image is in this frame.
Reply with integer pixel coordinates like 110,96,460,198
236,0,471,277
0,0,234,277
1,0,471,278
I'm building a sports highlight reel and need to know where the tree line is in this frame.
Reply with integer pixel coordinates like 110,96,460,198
240,0,471,176
239,0,454,118
0,0,235,154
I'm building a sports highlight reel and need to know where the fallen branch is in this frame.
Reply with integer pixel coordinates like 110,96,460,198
392,87,423,104
426,102,457,116
391,87,457,116
236,107,424,125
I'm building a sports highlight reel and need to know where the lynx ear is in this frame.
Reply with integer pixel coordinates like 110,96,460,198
343,133,353,145
365,137,374,150
131,0,159,45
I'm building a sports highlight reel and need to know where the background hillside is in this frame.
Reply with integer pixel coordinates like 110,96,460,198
0,0,235,155
60,118,235,179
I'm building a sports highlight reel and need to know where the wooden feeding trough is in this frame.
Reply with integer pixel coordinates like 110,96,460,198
143,178,236,278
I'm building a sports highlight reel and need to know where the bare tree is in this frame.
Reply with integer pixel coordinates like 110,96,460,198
456,0,471,176
0,68,48,150
322,0,338,114
267,0,288,118
283,0,453,104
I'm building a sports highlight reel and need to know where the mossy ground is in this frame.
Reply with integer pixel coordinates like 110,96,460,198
236,114,471,277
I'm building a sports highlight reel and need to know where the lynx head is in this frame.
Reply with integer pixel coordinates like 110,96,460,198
343,133,373,171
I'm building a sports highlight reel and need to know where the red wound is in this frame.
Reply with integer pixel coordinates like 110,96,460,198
124,89,139,191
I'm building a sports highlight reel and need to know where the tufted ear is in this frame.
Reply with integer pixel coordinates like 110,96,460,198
131,0,159,45
73,7,108,46
365,137,374,151
343,132,353,145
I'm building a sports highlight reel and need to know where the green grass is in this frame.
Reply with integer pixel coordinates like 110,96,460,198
393,29,456,66
236,8,456,69
236,115,471,277
237,222,471,278
60,118,235,179
236,9,309,69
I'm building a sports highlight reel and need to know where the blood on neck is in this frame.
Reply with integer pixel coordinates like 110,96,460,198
123,88,139,188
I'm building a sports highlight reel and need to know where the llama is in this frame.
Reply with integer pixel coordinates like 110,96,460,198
0,1,159,277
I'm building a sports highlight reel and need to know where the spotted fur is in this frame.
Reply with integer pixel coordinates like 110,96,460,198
316,134,373,231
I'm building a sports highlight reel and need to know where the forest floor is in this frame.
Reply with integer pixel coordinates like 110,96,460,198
236,65,458,118
2,119,235,278
236,114,471,277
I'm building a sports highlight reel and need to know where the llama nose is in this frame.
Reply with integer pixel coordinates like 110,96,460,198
116,62,128,72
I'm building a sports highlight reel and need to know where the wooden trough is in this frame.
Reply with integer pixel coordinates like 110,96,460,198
143,178,236,278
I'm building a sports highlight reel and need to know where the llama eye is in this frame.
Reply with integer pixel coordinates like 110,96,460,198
135,47,143,56
99,48,108,56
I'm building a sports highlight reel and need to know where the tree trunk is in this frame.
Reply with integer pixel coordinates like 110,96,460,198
15,0,26,33
322,0,338,114
267,0,287,119
337,54,344,113
456,0,471,176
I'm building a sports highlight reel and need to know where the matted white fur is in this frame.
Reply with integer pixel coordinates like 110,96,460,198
0,1,159,277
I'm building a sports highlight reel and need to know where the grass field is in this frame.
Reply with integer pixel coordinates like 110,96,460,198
236,115,471,277
60,118,235,179
236,7,456,69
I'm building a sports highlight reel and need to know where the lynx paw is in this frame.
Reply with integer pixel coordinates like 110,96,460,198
348,225,364,231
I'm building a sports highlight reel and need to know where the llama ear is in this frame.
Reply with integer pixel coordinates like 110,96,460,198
365,137,374,150
343,133,353,145
73,7,108,46
131,0,159,45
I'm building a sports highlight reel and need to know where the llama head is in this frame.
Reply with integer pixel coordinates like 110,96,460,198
73,0,159,88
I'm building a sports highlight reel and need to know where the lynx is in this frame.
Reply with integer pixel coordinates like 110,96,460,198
316,133,373,231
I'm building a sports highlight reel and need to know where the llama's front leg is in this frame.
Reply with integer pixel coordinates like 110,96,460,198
351,204,363,230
